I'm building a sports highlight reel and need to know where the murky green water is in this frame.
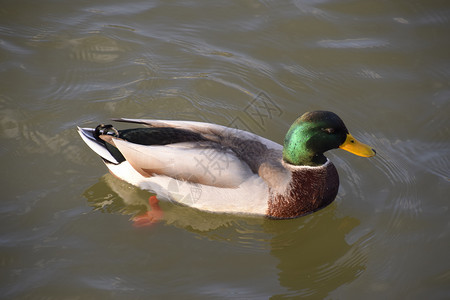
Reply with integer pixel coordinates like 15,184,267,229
1,0,449,299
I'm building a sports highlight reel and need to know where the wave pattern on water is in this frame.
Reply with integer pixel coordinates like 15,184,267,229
1,0,450,299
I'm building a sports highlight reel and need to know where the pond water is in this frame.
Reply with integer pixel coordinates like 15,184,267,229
1,0,449,299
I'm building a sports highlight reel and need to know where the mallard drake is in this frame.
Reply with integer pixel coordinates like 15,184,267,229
78,111,375,219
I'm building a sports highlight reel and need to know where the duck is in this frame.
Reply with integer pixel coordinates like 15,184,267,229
78,111,375,219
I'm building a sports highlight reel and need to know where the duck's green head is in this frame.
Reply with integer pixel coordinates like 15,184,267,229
282,111,376,166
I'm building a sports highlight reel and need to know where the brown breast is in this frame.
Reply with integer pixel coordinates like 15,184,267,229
267,162,339,219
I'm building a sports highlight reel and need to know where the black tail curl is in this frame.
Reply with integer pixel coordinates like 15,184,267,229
94,124,119,142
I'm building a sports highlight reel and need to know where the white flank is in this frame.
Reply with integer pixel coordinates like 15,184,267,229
105,161,269,215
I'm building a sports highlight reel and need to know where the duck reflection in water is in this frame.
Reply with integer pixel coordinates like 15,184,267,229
83,174,368,297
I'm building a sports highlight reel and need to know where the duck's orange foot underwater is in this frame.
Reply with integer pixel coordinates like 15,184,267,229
132,196,164,227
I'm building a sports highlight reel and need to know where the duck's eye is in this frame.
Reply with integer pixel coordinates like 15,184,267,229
322,128,335,134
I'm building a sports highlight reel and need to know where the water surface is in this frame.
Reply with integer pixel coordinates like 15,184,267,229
1,0,449,299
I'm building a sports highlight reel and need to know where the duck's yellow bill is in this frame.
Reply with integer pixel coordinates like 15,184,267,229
339,134,376,157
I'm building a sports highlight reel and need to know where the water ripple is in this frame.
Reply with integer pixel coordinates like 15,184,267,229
68,35,128,63
317,38,389,49
85,2,158,16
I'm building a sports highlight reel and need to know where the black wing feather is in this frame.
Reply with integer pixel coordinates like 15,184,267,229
118,127,209,146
